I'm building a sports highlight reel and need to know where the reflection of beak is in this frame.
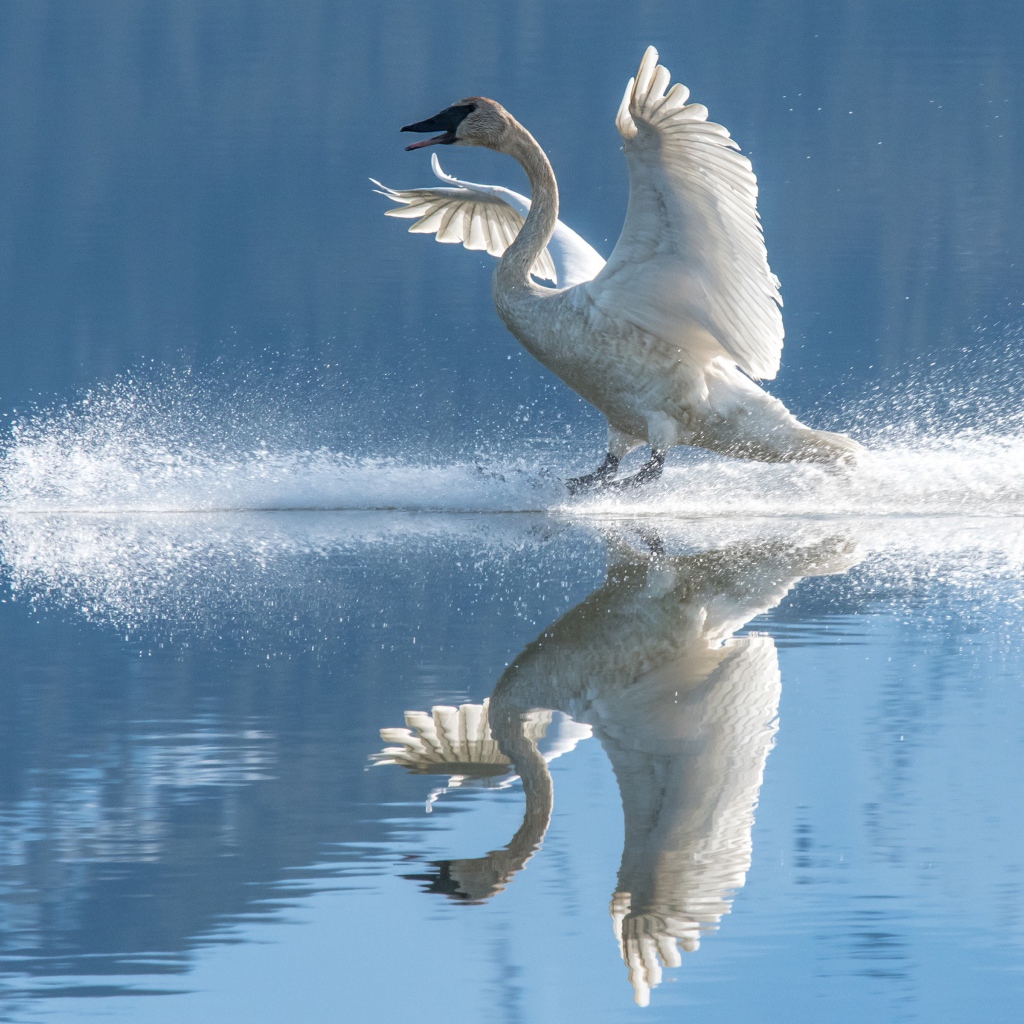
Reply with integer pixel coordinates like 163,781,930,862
401,103,473,151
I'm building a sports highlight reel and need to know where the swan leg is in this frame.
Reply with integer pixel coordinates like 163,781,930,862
566,452,620,495
608,448,666,490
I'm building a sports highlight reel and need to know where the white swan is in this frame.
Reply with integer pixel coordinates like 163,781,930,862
378,46,862,490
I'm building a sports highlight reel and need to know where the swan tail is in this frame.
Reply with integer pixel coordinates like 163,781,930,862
791,427,865,466
712,423,864,465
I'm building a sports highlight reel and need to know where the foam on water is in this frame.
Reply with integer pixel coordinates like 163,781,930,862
1,376,1024,516
1,372,1023,638
1,508,1022,644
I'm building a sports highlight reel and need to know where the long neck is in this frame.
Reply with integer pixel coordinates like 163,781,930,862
495,121,559,290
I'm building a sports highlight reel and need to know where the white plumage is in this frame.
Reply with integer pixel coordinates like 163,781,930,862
382,46,862,488
373,153,605,287
603,51,783,381
371,699,591,810
370,533,860,1001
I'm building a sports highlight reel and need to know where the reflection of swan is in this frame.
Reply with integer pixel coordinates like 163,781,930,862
381,46,861,490
374,533,858,1004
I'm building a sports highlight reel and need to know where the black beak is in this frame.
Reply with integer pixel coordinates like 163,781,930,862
401,103,475,151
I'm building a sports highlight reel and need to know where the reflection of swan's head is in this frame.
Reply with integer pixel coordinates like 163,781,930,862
402,853,514,905
402,97,515,152
372,702,590,901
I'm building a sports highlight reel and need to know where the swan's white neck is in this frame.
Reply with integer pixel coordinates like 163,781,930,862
493,121,559,292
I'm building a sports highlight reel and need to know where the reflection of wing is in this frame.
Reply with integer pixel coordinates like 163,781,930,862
373,701,514,776
608,635,781,1006
371,699,590,809
373,154,605,287
586,47,783,379
486,537,856,1005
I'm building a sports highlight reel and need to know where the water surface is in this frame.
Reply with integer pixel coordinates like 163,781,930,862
1,2,1023,1022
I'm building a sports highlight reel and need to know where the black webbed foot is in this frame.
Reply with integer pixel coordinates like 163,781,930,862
605,449,666,491
565,453,620,495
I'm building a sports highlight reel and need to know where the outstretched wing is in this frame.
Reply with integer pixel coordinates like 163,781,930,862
373,155,607,288
373,162,557,284
587,47,784,380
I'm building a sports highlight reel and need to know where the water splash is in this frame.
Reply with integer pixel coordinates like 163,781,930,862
0,373,565,514
2,372,1024,516
0,369,1023,638
575,435,1024,518
0,510,1021,643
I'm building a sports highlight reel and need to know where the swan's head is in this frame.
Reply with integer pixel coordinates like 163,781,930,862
402,97,513,152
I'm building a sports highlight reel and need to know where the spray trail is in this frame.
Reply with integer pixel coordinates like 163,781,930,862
2,373,1024,516
0,368,1022,637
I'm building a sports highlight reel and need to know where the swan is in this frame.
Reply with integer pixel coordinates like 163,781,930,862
372,530,861,1003
377,46,863,491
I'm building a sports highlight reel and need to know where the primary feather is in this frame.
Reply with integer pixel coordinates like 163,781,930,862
594,45,783,381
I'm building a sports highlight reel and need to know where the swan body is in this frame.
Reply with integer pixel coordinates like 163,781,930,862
381,47,862,487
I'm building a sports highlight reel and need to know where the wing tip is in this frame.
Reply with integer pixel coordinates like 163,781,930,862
639,44,659,75
619,45,664,138
430,151,454,184
616,76,637,138
750,346,783,381
633,45,663,103
371,178,409,205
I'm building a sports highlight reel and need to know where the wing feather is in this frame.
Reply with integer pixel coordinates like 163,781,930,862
588,46,784,380
374,155,605,288
373,177,559,283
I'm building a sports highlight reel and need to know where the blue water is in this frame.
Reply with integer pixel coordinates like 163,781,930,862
1,2,1024,1022
1,517,1023,1023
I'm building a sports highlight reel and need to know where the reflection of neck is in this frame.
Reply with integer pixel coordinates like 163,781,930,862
424,708,553,903
492,705,555,872
494,122,559,292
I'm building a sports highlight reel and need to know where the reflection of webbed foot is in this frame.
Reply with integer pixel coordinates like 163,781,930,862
566,453,620,495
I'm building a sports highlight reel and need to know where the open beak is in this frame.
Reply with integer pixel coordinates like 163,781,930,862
402,128,456,151
401,103,474,152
